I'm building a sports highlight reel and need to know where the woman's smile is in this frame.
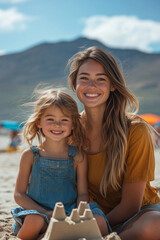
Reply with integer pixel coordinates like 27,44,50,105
76,59,114,108
84,93,101,98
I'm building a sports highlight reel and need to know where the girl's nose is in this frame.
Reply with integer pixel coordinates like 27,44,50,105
53,121,61,127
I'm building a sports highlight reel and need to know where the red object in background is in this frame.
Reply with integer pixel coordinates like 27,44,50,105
139,114,160,125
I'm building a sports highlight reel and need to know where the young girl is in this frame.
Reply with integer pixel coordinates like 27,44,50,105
11,88,108,240
68,46,160,239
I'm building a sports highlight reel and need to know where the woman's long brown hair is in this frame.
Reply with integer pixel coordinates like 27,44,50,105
68,46,154,197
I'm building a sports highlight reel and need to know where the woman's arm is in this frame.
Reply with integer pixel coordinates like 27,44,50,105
107,123,155,228
106,180,146,227
75,152,89,206
14,149,50,215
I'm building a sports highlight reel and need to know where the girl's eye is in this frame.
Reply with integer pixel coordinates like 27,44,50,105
80,76,88,81
47,118,54,121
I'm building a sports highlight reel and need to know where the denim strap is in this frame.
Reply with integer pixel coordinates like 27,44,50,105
68,145,77,158
30,146,40,162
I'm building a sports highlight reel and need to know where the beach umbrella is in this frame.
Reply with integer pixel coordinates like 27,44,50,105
0,120,24,131
139,114,160,125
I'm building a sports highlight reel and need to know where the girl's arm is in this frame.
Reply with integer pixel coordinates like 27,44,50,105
106,181,146,228
75,152,89,206
14,149,51,217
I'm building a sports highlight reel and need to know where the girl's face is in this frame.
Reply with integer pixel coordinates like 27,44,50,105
76,59,114,109
37,106,73,142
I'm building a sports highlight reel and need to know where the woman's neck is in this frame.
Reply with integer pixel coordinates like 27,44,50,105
83,105,105,130
83,106,105,154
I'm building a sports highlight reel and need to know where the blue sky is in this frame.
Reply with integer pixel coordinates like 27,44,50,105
0,0,160,55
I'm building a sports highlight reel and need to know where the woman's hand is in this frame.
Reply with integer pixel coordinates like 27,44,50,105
106,181,146,228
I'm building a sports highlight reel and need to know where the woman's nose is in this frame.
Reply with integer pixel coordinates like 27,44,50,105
88,79,96,87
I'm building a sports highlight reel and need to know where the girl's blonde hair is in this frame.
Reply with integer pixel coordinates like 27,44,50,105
23,87,87,153
68,46,154,197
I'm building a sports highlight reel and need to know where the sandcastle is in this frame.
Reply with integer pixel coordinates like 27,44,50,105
42,201,121,240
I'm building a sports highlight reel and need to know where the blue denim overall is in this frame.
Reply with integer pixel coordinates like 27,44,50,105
11,146,110,235
11,145,78,235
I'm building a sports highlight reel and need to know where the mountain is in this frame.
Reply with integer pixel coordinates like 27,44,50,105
0,37,160,122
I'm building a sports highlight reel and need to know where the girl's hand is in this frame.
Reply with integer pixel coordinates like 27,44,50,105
45,210,53,220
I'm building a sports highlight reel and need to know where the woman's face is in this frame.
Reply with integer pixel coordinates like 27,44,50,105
76,59,114,108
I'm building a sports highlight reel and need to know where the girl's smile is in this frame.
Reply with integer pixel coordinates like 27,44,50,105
50,130,63,135
37,106,73,142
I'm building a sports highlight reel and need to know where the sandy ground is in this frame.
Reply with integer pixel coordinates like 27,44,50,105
0,135,159,240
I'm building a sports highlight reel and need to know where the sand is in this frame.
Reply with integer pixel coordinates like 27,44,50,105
0,135,20,240
0,135,159,240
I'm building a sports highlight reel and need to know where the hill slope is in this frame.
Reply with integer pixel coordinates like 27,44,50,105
0,37,160,122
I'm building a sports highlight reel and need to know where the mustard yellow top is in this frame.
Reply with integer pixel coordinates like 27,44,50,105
87,123,160,215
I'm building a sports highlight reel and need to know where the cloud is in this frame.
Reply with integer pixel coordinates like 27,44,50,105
82,15,160,52
0,50,6,55
0,7,32,32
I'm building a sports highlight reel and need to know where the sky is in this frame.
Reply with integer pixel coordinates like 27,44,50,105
0,0,160,55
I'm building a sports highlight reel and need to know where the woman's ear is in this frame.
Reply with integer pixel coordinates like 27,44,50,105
111,85,115,92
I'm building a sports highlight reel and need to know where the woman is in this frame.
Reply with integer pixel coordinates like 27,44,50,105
68,46,160,239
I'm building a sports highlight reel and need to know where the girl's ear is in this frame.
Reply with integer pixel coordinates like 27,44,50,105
36,120,41,129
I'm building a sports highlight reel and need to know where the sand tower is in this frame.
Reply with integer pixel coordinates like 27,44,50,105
42,201,121,240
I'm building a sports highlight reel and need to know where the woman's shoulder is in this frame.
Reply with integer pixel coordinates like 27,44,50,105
128,121,149,138
128,121,153,148
125,121,155,181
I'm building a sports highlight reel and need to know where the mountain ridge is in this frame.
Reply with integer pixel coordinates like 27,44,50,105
0,37,160,122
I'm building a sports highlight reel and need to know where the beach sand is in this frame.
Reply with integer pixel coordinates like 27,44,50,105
0,135,159,240
0,135,20,240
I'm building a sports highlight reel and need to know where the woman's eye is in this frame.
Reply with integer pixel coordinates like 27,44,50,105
97,78,106,81
62,119,69,122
